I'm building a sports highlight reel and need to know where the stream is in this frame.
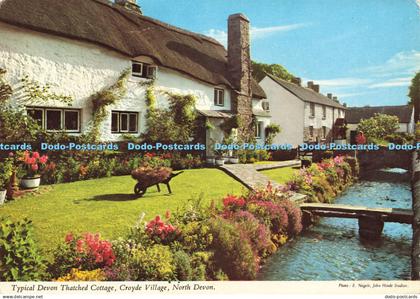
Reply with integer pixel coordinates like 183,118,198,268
259,168,412,280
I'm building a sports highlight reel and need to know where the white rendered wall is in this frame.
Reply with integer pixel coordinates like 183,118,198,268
0,22,231,142
259,76,304,147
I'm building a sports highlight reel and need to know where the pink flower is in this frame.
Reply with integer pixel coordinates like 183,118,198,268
8,152,14,157
39,155,48,164
32,152,40,159
31,164,39,171
65,233,74,243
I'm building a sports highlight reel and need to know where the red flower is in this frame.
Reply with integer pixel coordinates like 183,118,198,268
39,155,48,164
31,164,38,171
65,233,74,243
32,152,40,159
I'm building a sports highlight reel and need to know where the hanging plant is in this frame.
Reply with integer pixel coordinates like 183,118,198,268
265,124,281,144
0,68,12,103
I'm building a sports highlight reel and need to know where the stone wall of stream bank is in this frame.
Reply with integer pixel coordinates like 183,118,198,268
412,151,420,280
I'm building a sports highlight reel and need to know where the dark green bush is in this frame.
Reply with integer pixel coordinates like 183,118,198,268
173,250,192,280
0,218,46,281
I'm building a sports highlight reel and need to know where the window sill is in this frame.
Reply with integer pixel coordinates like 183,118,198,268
309,116,315,119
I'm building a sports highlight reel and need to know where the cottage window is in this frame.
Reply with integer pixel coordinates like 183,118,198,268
131,62,143,77
27,108,44,128
27,107,80,132
322,106,326,119
322,126,327,139
255,121,264,139
262,101,270,111
132,61,158,79
112,111,138,133
146,66,157,79
309,126,314,138
214,88,224,106
310,103,315,117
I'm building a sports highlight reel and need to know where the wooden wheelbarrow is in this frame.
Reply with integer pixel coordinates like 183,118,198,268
133,171,184,197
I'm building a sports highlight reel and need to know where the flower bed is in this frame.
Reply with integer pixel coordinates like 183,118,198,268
1,182,304,281
284,155,359,203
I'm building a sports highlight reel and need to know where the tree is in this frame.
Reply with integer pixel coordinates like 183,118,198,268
357,113,399,141
252,61,295,82
409,71,420,122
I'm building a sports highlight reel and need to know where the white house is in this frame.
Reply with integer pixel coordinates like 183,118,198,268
259,74,346,147
345,105,415,143
0,0,268,155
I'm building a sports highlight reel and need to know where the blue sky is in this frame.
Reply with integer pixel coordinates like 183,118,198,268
139,0,420,107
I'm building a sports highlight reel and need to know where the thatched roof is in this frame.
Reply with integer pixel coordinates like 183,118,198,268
266,73,346,109
346,105,413,124
0,0,266,98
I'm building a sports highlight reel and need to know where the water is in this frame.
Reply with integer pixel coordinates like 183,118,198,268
260,169,412,280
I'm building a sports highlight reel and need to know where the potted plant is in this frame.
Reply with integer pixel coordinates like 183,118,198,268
228,155,239,164
0,157,13,205
206,156,216,166
19,151,48,189
214,150,225,166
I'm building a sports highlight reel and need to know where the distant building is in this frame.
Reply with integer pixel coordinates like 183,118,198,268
259,74,346,147
345,105,415,143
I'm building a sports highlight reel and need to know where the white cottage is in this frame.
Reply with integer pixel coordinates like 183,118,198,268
345,105,415,143
259,74,346,147
0,0,268,154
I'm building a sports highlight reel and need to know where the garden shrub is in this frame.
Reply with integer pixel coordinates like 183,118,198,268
0,218,46,281
178,220,213,253
228,211,271,253
276,200,303,236
48,233,115,278
208,217,257,280
173,250,192,280
131,244,175,281
55,268,106,281
246,201,288,235
344,156,359,177
107,238,142,281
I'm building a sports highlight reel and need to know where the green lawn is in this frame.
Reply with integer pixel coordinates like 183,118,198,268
0,169,246,256
260,166,299,185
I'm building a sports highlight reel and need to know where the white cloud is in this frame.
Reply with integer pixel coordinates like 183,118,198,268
335,92,371,98
309,77,372,88
204,23,308,46
360,50,420,77
416,0,420,12
368,77,412,89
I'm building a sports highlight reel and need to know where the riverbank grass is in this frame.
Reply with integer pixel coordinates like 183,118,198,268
260,166,298,184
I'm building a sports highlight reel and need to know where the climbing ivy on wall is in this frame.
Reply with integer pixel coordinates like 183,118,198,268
0,68,12,103
88,69,130,141
142,80,197,144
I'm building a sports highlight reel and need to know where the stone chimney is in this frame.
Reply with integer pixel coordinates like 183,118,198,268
115,0,142,14
327,93,333,99
228,13,253,141
333,96,339,103
292,77,302,86
307,81,314,89
312,84,320,93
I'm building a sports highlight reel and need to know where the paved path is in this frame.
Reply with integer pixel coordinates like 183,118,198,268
220,160,306,203
220,160,300,190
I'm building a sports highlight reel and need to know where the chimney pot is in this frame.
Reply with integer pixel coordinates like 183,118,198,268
327,93,332,99
312,84,320,93
307,81,314,88
292,77,302,86
333,96,338,103
115,0,142,14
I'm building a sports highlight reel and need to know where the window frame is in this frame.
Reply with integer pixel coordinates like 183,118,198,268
27,107,81,133
322,126,327,139
262,101,270,111
111,110,139,134
255,121,264,139
309,126,314,138
146,65,157,79
64,109,80,133
131,61,144,78
322,105,326,120
214,88,225,107
310,103,315,117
